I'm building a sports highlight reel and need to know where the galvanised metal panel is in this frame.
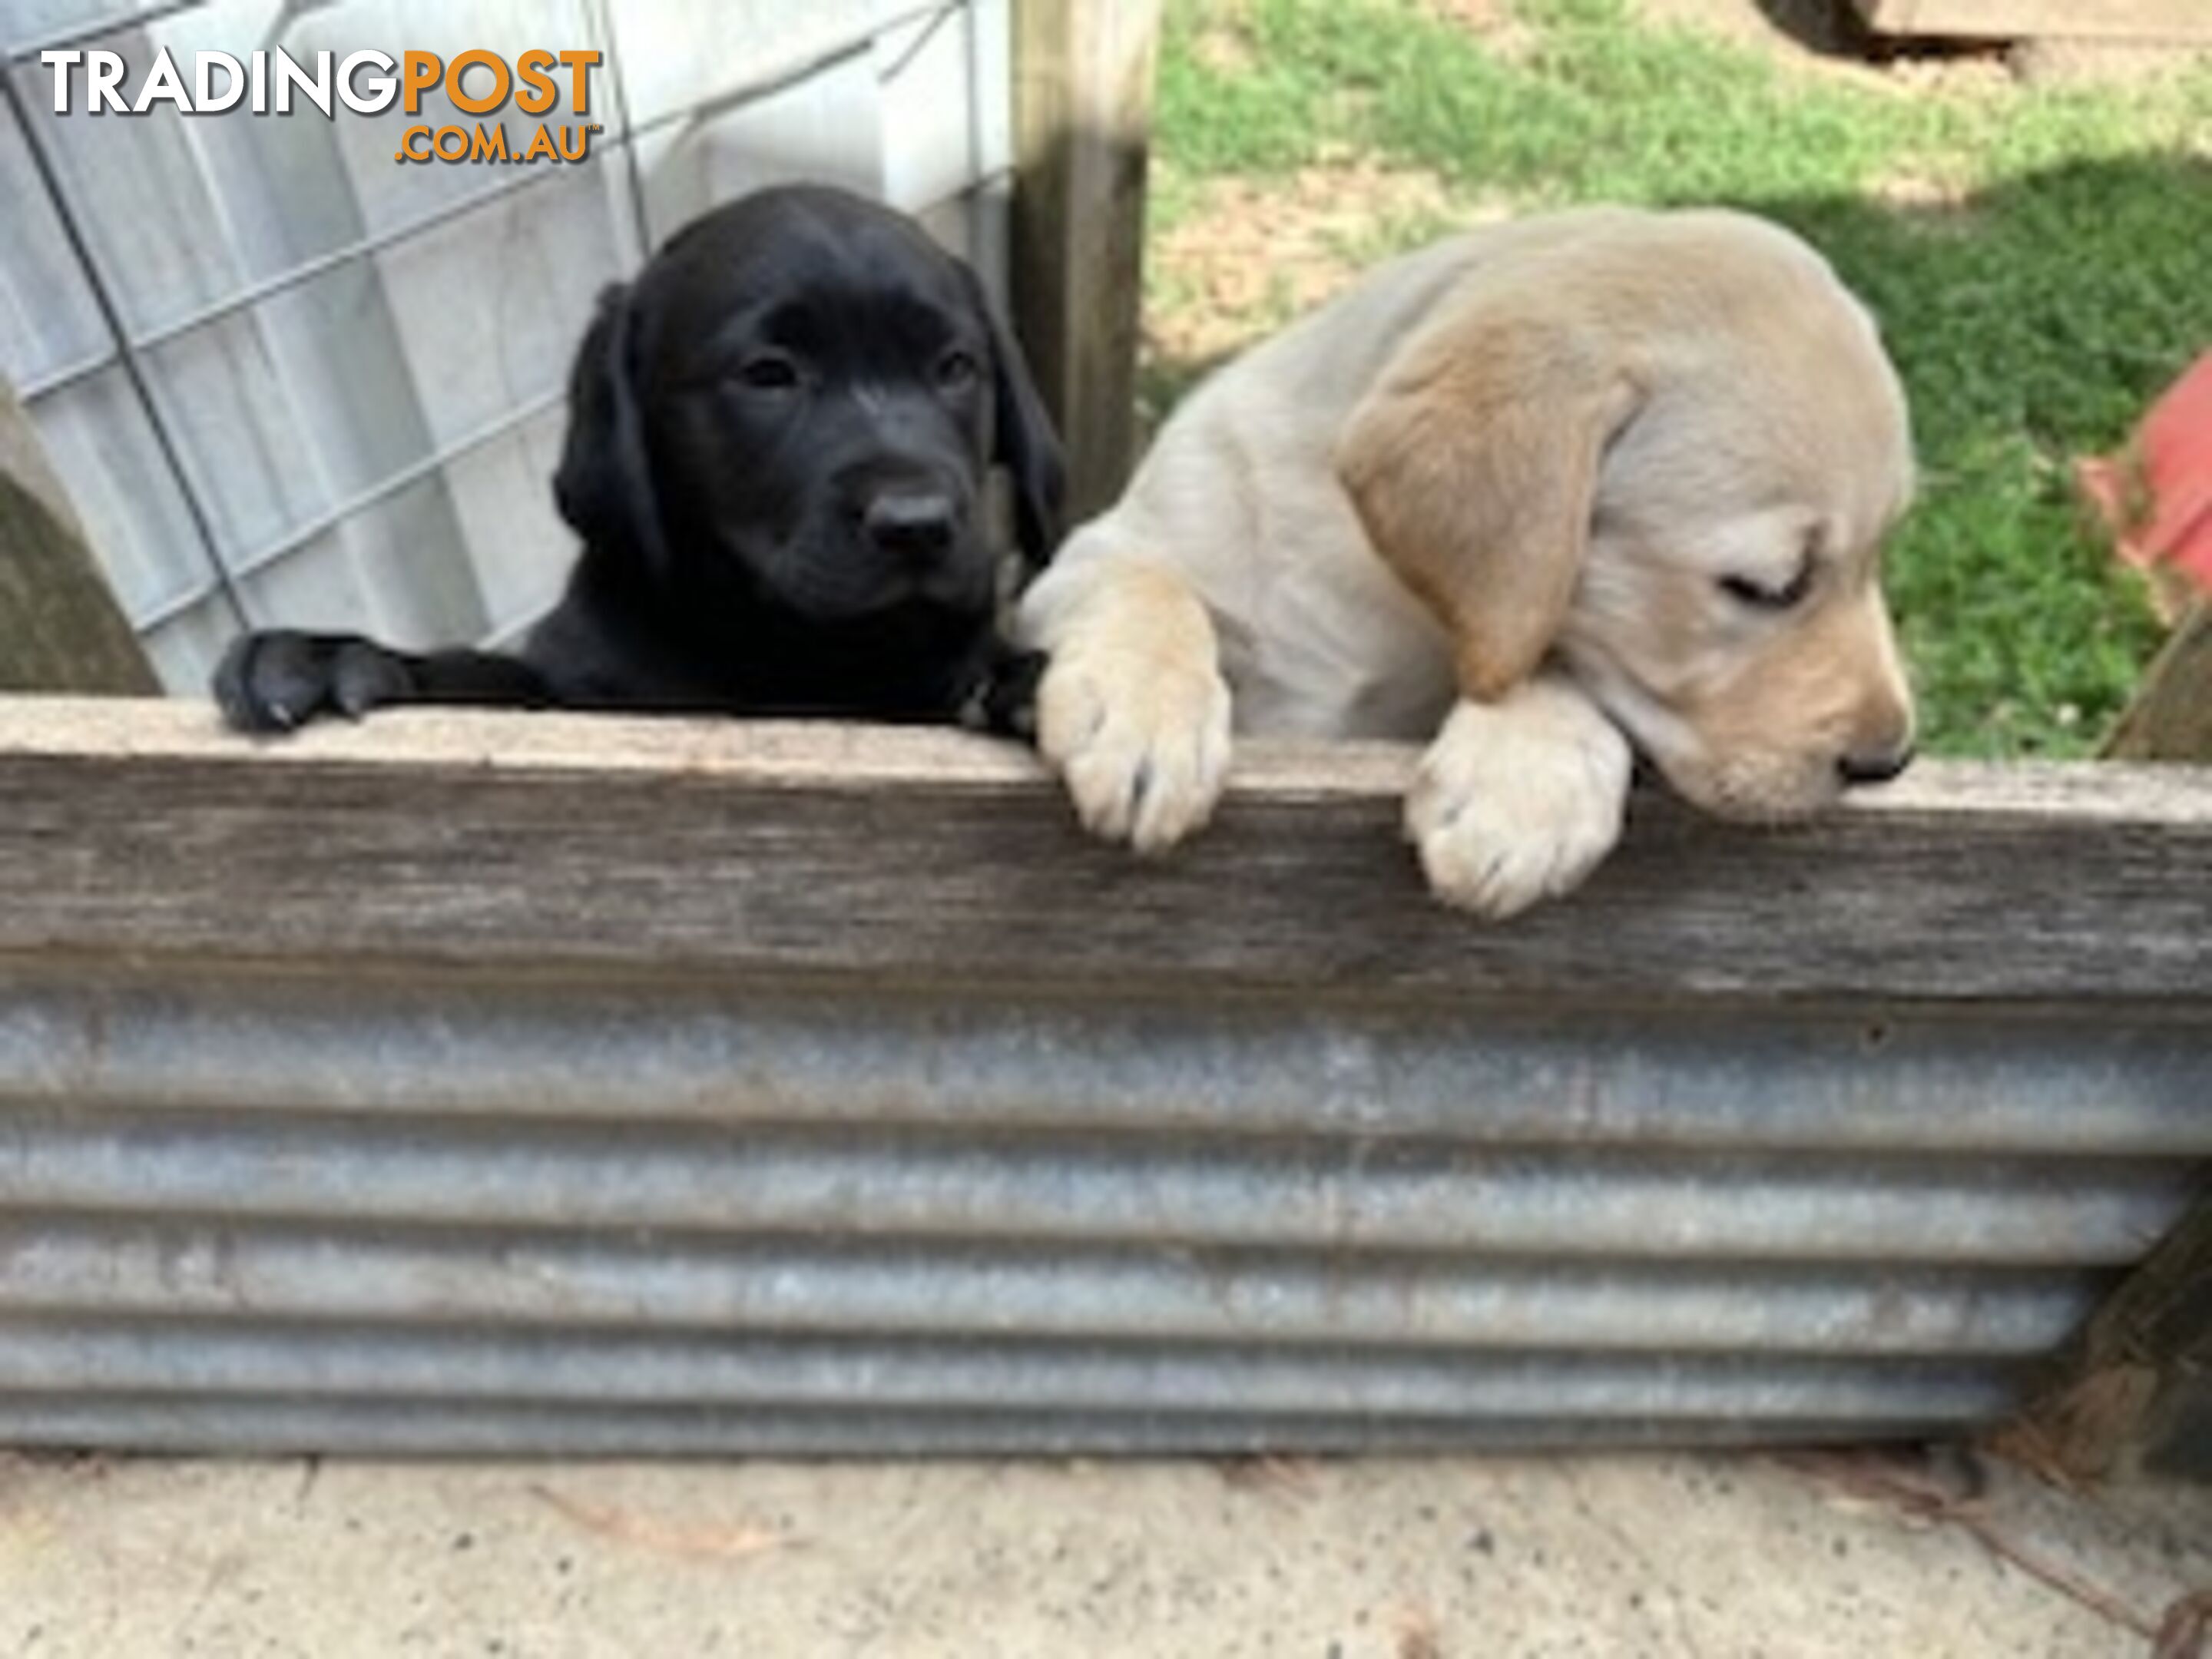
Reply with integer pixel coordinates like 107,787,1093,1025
0,1220,2109,1353
4,974,2207,1153
0,963,2203,1455
0,1111,2190,1263
0,1399,1978,1459
0,710,2204,1456
0,1323,2022,1426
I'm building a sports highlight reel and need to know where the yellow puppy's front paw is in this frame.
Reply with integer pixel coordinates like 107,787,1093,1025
1407,686,1632,918
1036,646,1233,853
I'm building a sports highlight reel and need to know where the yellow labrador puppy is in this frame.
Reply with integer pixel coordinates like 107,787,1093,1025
1018,207,1917,917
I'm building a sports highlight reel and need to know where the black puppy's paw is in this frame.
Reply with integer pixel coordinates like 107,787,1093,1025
958,646,1047,743
212,631,418,734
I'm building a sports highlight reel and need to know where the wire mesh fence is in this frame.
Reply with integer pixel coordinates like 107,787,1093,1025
0,0,1010,687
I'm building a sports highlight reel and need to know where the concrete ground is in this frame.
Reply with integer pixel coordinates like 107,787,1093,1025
2,1449,2207,1657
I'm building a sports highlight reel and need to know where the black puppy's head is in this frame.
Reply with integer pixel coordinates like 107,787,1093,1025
554,186,1064,626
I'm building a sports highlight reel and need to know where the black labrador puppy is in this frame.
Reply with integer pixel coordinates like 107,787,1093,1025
214,185,1063,737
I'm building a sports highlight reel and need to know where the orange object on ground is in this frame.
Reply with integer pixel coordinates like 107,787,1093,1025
2078,350,2212,599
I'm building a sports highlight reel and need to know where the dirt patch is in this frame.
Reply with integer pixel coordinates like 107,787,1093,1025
1418,0,1538,58
1189,24,1257,75
1421,0,1511,26
1637,0,1857,60
1147,160,1474,368
1185,0,1263,76
1633,0,2201,88
2008,35,2212,86
1432,0,2024,93
1866,173,1957,210
1635,0,2024,94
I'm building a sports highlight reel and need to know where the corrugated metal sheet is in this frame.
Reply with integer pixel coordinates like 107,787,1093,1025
0,711,2204,1456
2,963,2203,1455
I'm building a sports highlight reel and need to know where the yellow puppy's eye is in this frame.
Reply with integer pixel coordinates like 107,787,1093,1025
1719,560,1814,611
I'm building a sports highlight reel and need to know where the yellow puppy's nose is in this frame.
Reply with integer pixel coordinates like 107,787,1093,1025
1840,627,1915,788
1838,741,1914,786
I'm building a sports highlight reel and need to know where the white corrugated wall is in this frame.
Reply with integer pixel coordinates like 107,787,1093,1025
0,0,1012,688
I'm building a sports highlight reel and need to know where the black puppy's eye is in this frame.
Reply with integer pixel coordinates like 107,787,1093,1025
1719,558,1816,611
935,349,980,390
737,354,800,391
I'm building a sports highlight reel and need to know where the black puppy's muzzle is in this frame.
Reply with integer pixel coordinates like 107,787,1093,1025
833,464,991,608
863,487,959,565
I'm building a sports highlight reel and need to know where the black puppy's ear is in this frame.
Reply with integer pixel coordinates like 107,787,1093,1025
553,282,670,572
958,263,1066,571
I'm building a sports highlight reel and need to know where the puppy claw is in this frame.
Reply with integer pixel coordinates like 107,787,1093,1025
212,631,417,737
330,641,416,720
1038,651,1232,855
1065,747,1138,841
1409,684,1632,919
956,646,1049,742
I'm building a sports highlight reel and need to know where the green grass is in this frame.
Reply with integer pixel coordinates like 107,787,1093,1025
1148,0,2212,756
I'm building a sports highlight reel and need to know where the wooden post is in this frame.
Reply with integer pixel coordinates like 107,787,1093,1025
0,378,158,694
2020,595,2210,1483
2104,601,2212,762
1010,0,1164,525
1853,0,2212,42
2003,1194,2212,1482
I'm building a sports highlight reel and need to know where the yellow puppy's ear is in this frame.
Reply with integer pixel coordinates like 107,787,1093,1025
1336,311,1640,700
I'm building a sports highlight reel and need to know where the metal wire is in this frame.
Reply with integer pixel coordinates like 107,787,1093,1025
0,62,248,628
20,164,614,402
4,0,207,61
17,0,961,402
879,2,959,84
128,386,565,631
587,0,652,266
8,2,965,641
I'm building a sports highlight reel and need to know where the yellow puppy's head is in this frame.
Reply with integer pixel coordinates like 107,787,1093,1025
1339,209,1916,822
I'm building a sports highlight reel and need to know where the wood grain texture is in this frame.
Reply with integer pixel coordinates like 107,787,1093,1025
2011,1193,2212,1480
0,382,158,696
1011,0,1164,522
0,698,2205,1003
2106,604,2212,762
1853,0,2212,41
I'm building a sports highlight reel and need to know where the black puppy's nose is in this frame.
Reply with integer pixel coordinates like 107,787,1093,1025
1838,743,1915,787
863,490,956,561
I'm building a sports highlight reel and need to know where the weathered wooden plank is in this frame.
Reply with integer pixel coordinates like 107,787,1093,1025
0,382,158,696
2106,603,2212,762
0,698,2204,1004
1010,0,1164,522
2004,1192,2212,1481
1853,0,2212,41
